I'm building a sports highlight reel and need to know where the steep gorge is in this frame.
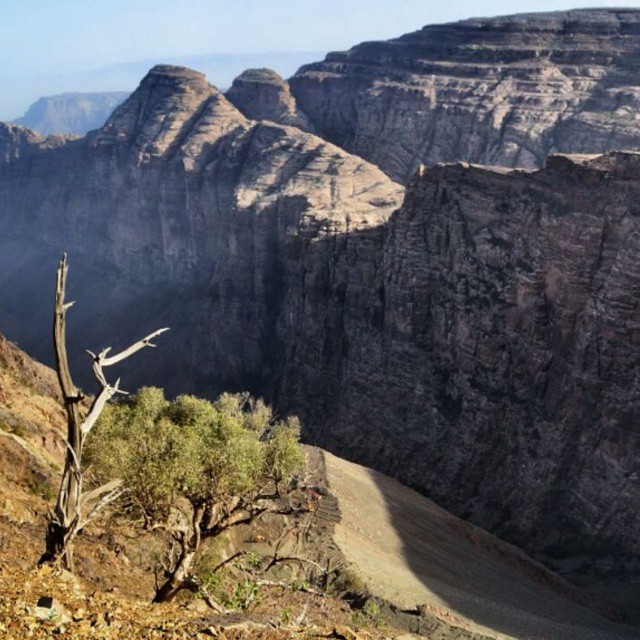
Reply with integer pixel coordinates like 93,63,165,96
281,152,640,576
3,16,640,582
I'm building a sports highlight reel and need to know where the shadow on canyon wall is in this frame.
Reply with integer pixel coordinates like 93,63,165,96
3,167,640,640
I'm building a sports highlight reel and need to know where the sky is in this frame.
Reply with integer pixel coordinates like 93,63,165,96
2,0,640,120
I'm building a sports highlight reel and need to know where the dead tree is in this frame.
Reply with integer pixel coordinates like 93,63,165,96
40,254,168,570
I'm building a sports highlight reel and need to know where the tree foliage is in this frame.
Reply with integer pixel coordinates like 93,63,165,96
85,387,305,601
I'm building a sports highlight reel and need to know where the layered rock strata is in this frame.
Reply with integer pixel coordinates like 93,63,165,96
281,152,640,574
289,9,640,182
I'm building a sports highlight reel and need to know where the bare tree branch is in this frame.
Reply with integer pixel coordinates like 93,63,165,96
42,253,167,571
96,328,170,368
80,386,116,436
209,550,246,575
80,479,123,509
78,487,126,530
254,580,325,597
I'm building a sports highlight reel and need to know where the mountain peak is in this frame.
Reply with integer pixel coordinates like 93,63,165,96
94,64,246,162
143,64,208,84
226,67,313,132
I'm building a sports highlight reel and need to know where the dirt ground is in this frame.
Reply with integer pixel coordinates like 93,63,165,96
322,450,640,640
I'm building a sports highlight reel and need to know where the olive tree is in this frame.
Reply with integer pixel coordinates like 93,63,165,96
85,387,305,602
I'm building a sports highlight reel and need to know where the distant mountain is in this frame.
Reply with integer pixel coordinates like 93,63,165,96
14,92,130,136
2,51,321,122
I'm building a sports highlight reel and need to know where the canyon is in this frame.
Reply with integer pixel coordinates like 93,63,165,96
2,8,640,594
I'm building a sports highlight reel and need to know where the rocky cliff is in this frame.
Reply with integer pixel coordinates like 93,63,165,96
3,57,640,581
281,152,640,576
14,91,130,136
289,9,640,182
0,64,402,397
0,122,43,163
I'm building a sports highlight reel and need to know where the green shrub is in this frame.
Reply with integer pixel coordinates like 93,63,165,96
85,387,305,601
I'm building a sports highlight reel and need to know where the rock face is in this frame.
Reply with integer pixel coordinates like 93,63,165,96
3,57,640,579
289,9,640,182
281,152,640,575
226,68,313,131
0,122,43,163
14,91,130,136
0,64,402,398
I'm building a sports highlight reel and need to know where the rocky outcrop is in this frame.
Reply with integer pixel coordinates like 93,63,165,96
226,68,313,132
14,91,130,136
281,152,640,576
0,64,402,398
290,9,640,182
0,122,42,163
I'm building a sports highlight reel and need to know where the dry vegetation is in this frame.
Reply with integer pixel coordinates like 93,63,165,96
0,333,416,640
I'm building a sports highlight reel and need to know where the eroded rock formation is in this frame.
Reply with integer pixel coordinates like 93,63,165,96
226,68,313,132
0,64,402,397
290,9,640,182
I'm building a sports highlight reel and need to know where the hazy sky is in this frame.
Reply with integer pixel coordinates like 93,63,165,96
2,0,640,119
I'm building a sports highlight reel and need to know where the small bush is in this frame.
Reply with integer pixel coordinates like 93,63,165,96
330,566,367,597
27,474,56,502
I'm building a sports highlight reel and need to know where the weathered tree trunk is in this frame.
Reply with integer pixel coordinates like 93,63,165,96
153,549,198,603
152,497,298,603
41,253,167,570
42,255,85,570
153,504,205,603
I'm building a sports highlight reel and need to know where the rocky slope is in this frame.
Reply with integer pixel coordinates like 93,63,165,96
289,9,640,182
1,334,636,639
14,91,130,136
226,68,314,131
324,450,638,639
